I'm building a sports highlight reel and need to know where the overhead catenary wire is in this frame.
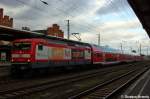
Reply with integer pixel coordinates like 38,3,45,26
13,0,112,35
13,0,143,49
14,0,103,34
14,0,141,33
15,0,90,31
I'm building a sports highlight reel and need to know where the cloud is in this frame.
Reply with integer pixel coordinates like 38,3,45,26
77,29,149,51
96,19,142,32
0,0,149,52
0,0,22,7
4,0,94,20
0,0,97,29
96,0,129,15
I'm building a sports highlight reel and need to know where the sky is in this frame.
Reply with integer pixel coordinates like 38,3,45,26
0,0,150,55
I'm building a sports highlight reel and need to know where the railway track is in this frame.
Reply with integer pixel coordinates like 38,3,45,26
0,63,127,85
0,62,148,99
0,65,10,78
0,63,132,84
0,63,139,99
69,67,149,99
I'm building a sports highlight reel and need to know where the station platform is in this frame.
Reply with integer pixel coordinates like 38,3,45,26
120,68,150,99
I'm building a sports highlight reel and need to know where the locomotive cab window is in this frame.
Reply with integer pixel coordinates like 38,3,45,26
38,44,43,51
13,42,31,50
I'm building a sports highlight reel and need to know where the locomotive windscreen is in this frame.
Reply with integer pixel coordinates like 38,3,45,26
13,42,31,50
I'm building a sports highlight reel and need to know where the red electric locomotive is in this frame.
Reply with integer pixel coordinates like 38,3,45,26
11,38,92,74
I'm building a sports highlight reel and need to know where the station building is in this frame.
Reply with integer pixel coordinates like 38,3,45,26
0,8,13,63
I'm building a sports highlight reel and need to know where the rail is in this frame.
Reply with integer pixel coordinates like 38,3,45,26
69,67,149,99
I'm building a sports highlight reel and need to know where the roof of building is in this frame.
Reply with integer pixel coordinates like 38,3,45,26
0,25,90,46
128,0,150,37
32,30,47,35
91,44,121,53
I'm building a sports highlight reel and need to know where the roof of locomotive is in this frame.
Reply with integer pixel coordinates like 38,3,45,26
90,44,121,53
90,44,142,56
45,35,91,47
13,38,91,48
13,38,47,42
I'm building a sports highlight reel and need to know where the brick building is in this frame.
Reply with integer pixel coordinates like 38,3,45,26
47,24,64,38
0,8,13,46
0,8,13,27
34,24,64,38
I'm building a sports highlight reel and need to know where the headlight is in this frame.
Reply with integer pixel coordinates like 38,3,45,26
11,59,14,62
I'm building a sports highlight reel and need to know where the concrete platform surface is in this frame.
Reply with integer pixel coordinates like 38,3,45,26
120,69,150,99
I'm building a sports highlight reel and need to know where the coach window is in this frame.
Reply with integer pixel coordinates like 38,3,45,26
38,44,43,51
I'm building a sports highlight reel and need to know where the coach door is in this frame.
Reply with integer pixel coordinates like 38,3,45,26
35,44,49,61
